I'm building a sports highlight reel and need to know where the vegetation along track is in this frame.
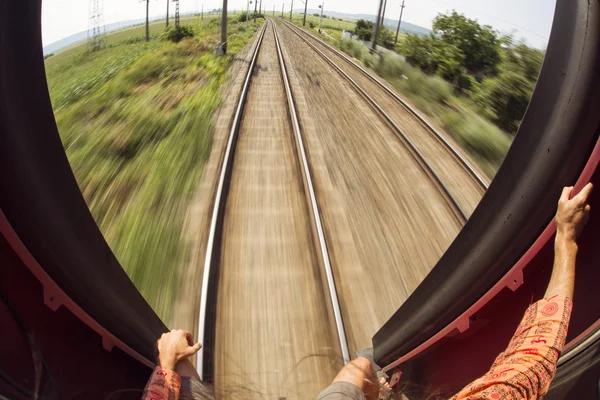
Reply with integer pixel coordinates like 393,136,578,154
196,19,348,399
281,19,488,217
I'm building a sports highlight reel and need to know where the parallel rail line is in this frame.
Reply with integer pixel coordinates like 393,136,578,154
196,19,350,381
282,19,489,193
280,19,470,224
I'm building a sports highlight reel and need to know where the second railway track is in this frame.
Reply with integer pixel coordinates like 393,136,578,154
280,19,488,217
196,20,347,399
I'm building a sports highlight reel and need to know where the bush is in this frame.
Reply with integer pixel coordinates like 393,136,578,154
238,12,264,22
376,54,406,79
160,25,195,43
424,76,453,103
309,22,315,29
441,111,511,173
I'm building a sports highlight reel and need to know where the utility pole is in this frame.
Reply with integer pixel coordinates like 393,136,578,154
302,0,308,26
166,0,169,27
282,2,284,17
273,5,275,16
371,0,384,52
380,0,388,27
88,0,106,51
202,4,204,19
254,0,257,22
247,0,251,24
394,0,405,45
145,0,150,41
289,0,293,20
218,0,228,54
318,2,324,32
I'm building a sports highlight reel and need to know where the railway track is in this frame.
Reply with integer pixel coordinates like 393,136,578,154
280,19,488,218
196,20,348,398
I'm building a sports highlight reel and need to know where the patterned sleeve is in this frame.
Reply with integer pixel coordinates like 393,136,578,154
451,295,572,400
141,367,181,400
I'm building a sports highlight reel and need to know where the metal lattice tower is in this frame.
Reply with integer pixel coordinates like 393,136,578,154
87,0,106,52
174,0,180,28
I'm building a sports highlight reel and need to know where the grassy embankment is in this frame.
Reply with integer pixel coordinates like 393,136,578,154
45,15,263,323
288,14,355,41
289,18,510,178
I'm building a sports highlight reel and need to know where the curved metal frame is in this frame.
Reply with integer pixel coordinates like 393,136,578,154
0,0,598,393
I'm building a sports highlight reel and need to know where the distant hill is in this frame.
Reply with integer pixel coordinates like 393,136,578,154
44,18,152,55
296,9,431,36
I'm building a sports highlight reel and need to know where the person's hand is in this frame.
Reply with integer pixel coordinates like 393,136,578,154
156,330,202,371
333,357,379,400
556,183,593,242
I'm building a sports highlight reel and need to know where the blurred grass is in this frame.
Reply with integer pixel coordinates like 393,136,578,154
45,15,263,323
337,39,511,178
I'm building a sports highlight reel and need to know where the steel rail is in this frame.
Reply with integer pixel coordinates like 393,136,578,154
557,324,600,367
280,19,468,224
281,19,489,191
272,19,351,364
196,21,268,380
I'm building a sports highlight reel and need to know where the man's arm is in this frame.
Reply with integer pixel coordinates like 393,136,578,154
545,184,593,300
142,329,202,400
451,184,593,400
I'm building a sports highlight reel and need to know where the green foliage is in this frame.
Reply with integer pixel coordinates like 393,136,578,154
44,53,54,59
475,70,534,133
309,21,315,29
397,10,544,135
433,11,501,75
441,111,511,174
400,34,464,81
238,12,264,22
160,25,195,43
377,28,395,50
355,19,374,41
313,13,320,17
472,39,544,133
375,54,406,78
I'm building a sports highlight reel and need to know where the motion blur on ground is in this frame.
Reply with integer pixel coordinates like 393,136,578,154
43,0,548,358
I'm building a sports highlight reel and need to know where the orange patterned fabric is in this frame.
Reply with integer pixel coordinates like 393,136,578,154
142,367,181,400
451,295,572,400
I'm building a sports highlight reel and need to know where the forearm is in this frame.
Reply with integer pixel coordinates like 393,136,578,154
142,367,181,400
544,233,578,300
451,296,572,400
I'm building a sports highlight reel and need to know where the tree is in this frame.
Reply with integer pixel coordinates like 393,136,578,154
355,19,374,41
400,34,464,80
473,39,545,133
432,11,501,76
476,71,533,133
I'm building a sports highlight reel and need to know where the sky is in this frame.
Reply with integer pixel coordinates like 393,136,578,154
42,0,556,49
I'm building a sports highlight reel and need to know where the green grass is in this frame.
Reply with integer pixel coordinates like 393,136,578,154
45,15,263,323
